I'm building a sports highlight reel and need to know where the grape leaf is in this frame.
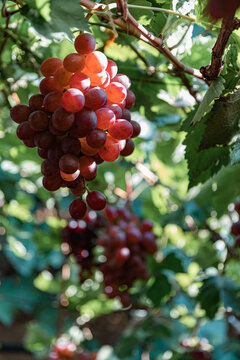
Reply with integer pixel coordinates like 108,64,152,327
128,0,154,25
191,77,225,126
197,276,240,318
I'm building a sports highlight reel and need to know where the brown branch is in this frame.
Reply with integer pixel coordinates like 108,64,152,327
128,43,155,74
80,0,206,82
200,15,240,81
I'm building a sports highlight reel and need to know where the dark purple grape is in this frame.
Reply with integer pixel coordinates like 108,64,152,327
34,131,55,149
75,108,97,137
29,110,49,131
61,136,81,155
10,104,31,124
86,129,106,148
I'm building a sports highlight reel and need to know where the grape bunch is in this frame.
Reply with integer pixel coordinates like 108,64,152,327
10,32,140,219
62,212,101,283
98,206,157,307
208,0,240,19
47,341,97,360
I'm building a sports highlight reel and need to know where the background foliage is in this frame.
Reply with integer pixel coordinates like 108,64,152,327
1,0,240,359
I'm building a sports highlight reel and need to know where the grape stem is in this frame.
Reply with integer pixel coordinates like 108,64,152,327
200,14,240,80
80,0,206,83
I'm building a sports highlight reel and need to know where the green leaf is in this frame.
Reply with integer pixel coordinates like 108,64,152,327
159,252,185,273
128,0,154,25
147,274,172,306
197,276,240,318
191,77,225,126
231,139,240,165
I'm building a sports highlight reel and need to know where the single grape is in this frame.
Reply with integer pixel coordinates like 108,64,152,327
108,119,133,140
75,108,97,137
23,139,36,148
106,59,118,79
106,82,127,103
29,94,44,111
59,154,79,174
131,120,141,138
34,131,55,149
49,120,67,136
42,175,62,191
52,107,75,131
84,87,108,110
86,190,106,210
120,138,134,156
74,33,96,54
82,68,109,87
86,129,106,148
61,136,81,155
43,91,62,113
125,90,135,109
54,67,72,87
39,77,64,95
40,57,63,77
95,108,116,130
112,74,131,89
116,247,130,262
79,156,97,180
98,135,120,162
62,88,85,113
41,159,59,177
29,110,49,131
10,104,31,124
122,108,131,121
140,219,154,232
106,104,122,119
17,122,35,140
126,227,142,244
69,72,91,92
85,51,108,73
69,199,87,219
142,232,157,254
38,147,48,159
63,53,85,73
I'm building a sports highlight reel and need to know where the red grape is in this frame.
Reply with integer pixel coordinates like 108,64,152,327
75,108,97,137
125,90,135,109
86,129,106,148
69,72,91,92
61,136,81,155
112,74,131,89
131,120,141,138
105,82,127,103
59,154,79,174
120,138,134,156
40,57,63,77
63,53,85,73
85,87,108,110
69,199,87,219
108,119,133,140
10,104,31,124
86,190,106,210
52,107,75,131
43,91,62,112
74,33,96,54
34,131,55,149
54,67,72,87
106,59,118,79
79,156,97,180
29,94,44,111
95,108,116,130
29,110,49,131
17,122,35,140
85,51,108,73
62,88,85,113
39,77,64,95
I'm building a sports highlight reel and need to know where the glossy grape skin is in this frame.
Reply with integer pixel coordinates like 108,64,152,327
84,87,108,110
98,135,120,162
17,122,35,140
60,169,80,182
40,57,63,77
106,59,118,79
69,199,87,219
85,51,108,73
79,156,97,180
59,154,79,174
41,159,59,177
42,175,62,191
62,88,85,113
122,108,131,121
120,138,134,156
39,77,64,95
131,120,141,138
29,110,49,131
63,53,85,73
69,72,91,92
75,108,97,137
125,90,136,109
38,147,48,159
112,73,131,89
29,94,44,111
47,145,64,164
52,107,75,131
86,129,106,148
54,67,72,87
74,33,96,54
86,190,106,210
43,91,62,113
10,104,31,124
95,108,116,130
106,104,122,119
108,119,133,140
79,137,99,156
105,82,127,103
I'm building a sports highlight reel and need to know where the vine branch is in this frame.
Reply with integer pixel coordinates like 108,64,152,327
200,14,240,80
80,0,205,83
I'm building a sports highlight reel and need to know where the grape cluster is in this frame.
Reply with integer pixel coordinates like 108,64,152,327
98,206,157,307
62,212,101,283
47,341,97,360
230,201,240,248
10,32,140,219
208,0,240,19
